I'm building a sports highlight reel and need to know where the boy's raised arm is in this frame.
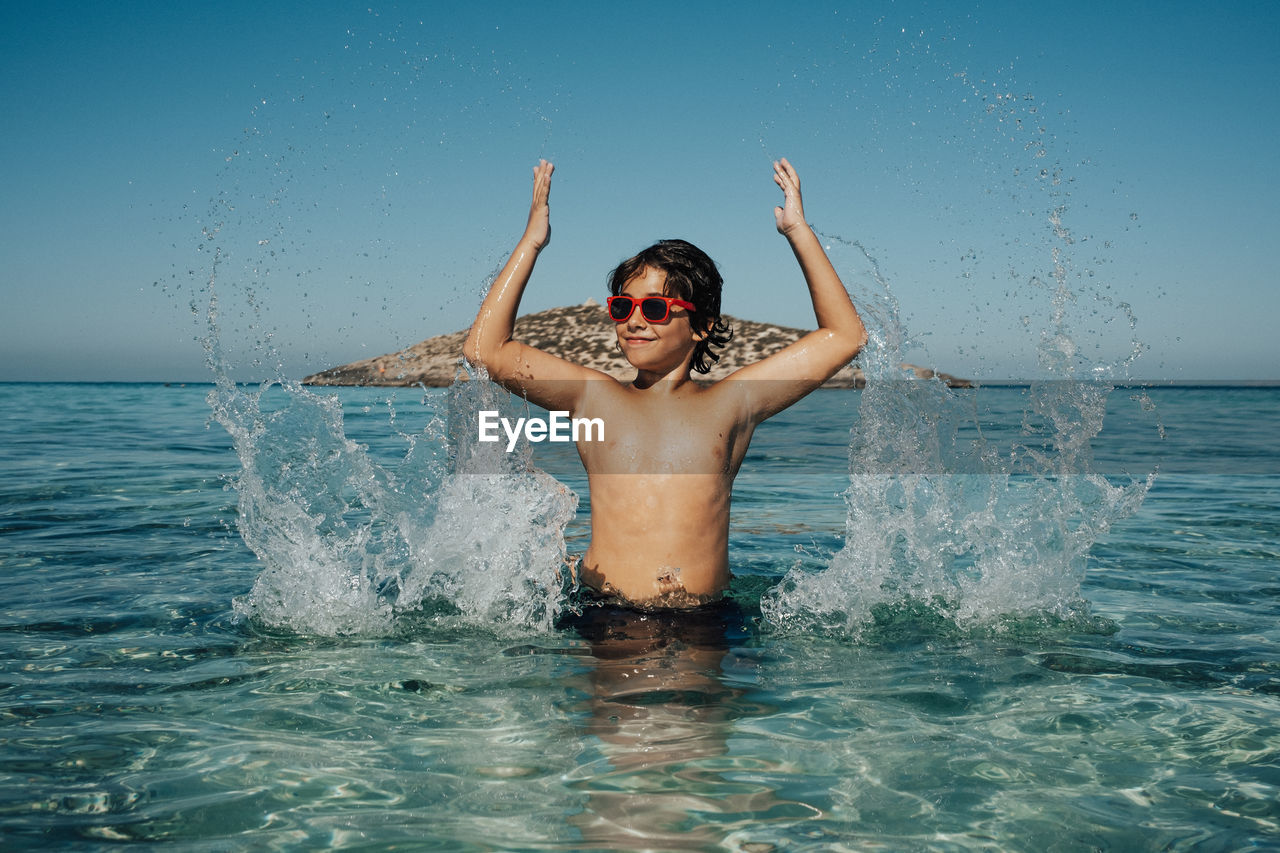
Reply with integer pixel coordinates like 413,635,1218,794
463,160,599,410
731,159,869,419
462,160,553,370
774,159,867,350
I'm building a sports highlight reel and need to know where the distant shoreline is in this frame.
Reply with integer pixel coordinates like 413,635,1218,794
300,301,973,390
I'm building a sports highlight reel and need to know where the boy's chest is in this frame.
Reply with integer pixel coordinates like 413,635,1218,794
576,394,750,474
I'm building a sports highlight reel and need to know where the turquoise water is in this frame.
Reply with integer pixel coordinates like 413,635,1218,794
3,380,1278,849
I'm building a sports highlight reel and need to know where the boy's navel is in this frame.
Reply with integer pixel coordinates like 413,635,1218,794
656,566,684,594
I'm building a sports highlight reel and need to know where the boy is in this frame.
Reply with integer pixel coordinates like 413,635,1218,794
463,159,866,608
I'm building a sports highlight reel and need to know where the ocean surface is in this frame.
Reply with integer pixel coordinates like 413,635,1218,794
2,380,1278,850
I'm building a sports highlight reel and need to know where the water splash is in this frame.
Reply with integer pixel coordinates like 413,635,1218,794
760,235,1153,638
205,271,576,636
186,19,584,638
392,375,578,631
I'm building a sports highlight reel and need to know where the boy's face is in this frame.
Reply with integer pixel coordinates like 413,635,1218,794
615,267,703,373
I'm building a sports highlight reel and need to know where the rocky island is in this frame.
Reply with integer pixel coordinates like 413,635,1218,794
303,301,969,389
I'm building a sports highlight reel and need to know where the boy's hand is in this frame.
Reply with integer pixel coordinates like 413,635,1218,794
772,158,808,237
524,159,554,250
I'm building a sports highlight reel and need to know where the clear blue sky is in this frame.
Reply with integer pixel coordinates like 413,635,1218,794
3,1,1277,382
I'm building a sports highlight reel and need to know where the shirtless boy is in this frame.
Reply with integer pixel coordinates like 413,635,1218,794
463,159,867,608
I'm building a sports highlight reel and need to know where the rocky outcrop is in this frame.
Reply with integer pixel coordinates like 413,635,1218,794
302,300,970,389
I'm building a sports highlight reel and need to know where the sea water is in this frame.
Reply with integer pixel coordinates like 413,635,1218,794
11,181,1278,850
8,12,1279,845
3,379,1279,849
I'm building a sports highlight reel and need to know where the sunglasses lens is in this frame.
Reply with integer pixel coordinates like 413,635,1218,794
608,298,634,321
640,298,668,322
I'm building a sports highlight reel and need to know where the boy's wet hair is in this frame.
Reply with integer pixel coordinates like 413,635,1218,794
608,239,733,374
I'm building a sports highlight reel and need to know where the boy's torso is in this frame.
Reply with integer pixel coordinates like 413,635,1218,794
573,379,757,607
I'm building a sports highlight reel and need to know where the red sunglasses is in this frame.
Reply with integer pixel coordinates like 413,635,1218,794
607,295,696,324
